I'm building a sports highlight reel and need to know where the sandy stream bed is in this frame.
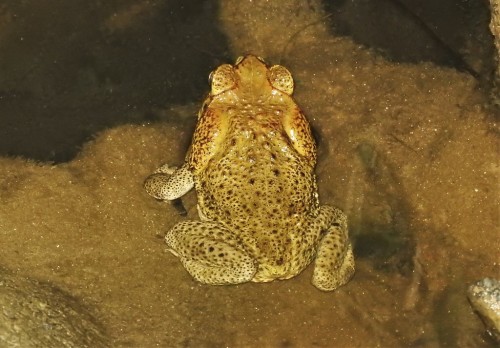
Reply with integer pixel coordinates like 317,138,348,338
1,1,498,347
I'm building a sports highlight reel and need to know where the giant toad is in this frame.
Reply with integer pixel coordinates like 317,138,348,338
144,55,354,291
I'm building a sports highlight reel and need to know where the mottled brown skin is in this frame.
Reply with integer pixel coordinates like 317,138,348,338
144,55,354,290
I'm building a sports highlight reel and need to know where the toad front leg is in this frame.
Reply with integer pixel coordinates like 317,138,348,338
312,206,355,291
144,163,194,200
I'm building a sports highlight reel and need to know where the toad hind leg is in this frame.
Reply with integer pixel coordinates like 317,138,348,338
165,220,257,285
312,206,355,291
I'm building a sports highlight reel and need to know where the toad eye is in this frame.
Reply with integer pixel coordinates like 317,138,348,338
208,70,215,85
209,64,236,95
268,65,294,95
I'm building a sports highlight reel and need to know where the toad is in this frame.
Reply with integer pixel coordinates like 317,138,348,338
144,55,354,291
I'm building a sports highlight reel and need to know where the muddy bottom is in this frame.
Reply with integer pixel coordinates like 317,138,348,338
0,1,499,347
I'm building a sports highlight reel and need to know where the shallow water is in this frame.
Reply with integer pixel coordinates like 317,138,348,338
0,1,498,347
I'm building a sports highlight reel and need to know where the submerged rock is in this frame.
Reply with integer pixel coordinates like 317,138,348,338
467,277,500,342
0,268,108,348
